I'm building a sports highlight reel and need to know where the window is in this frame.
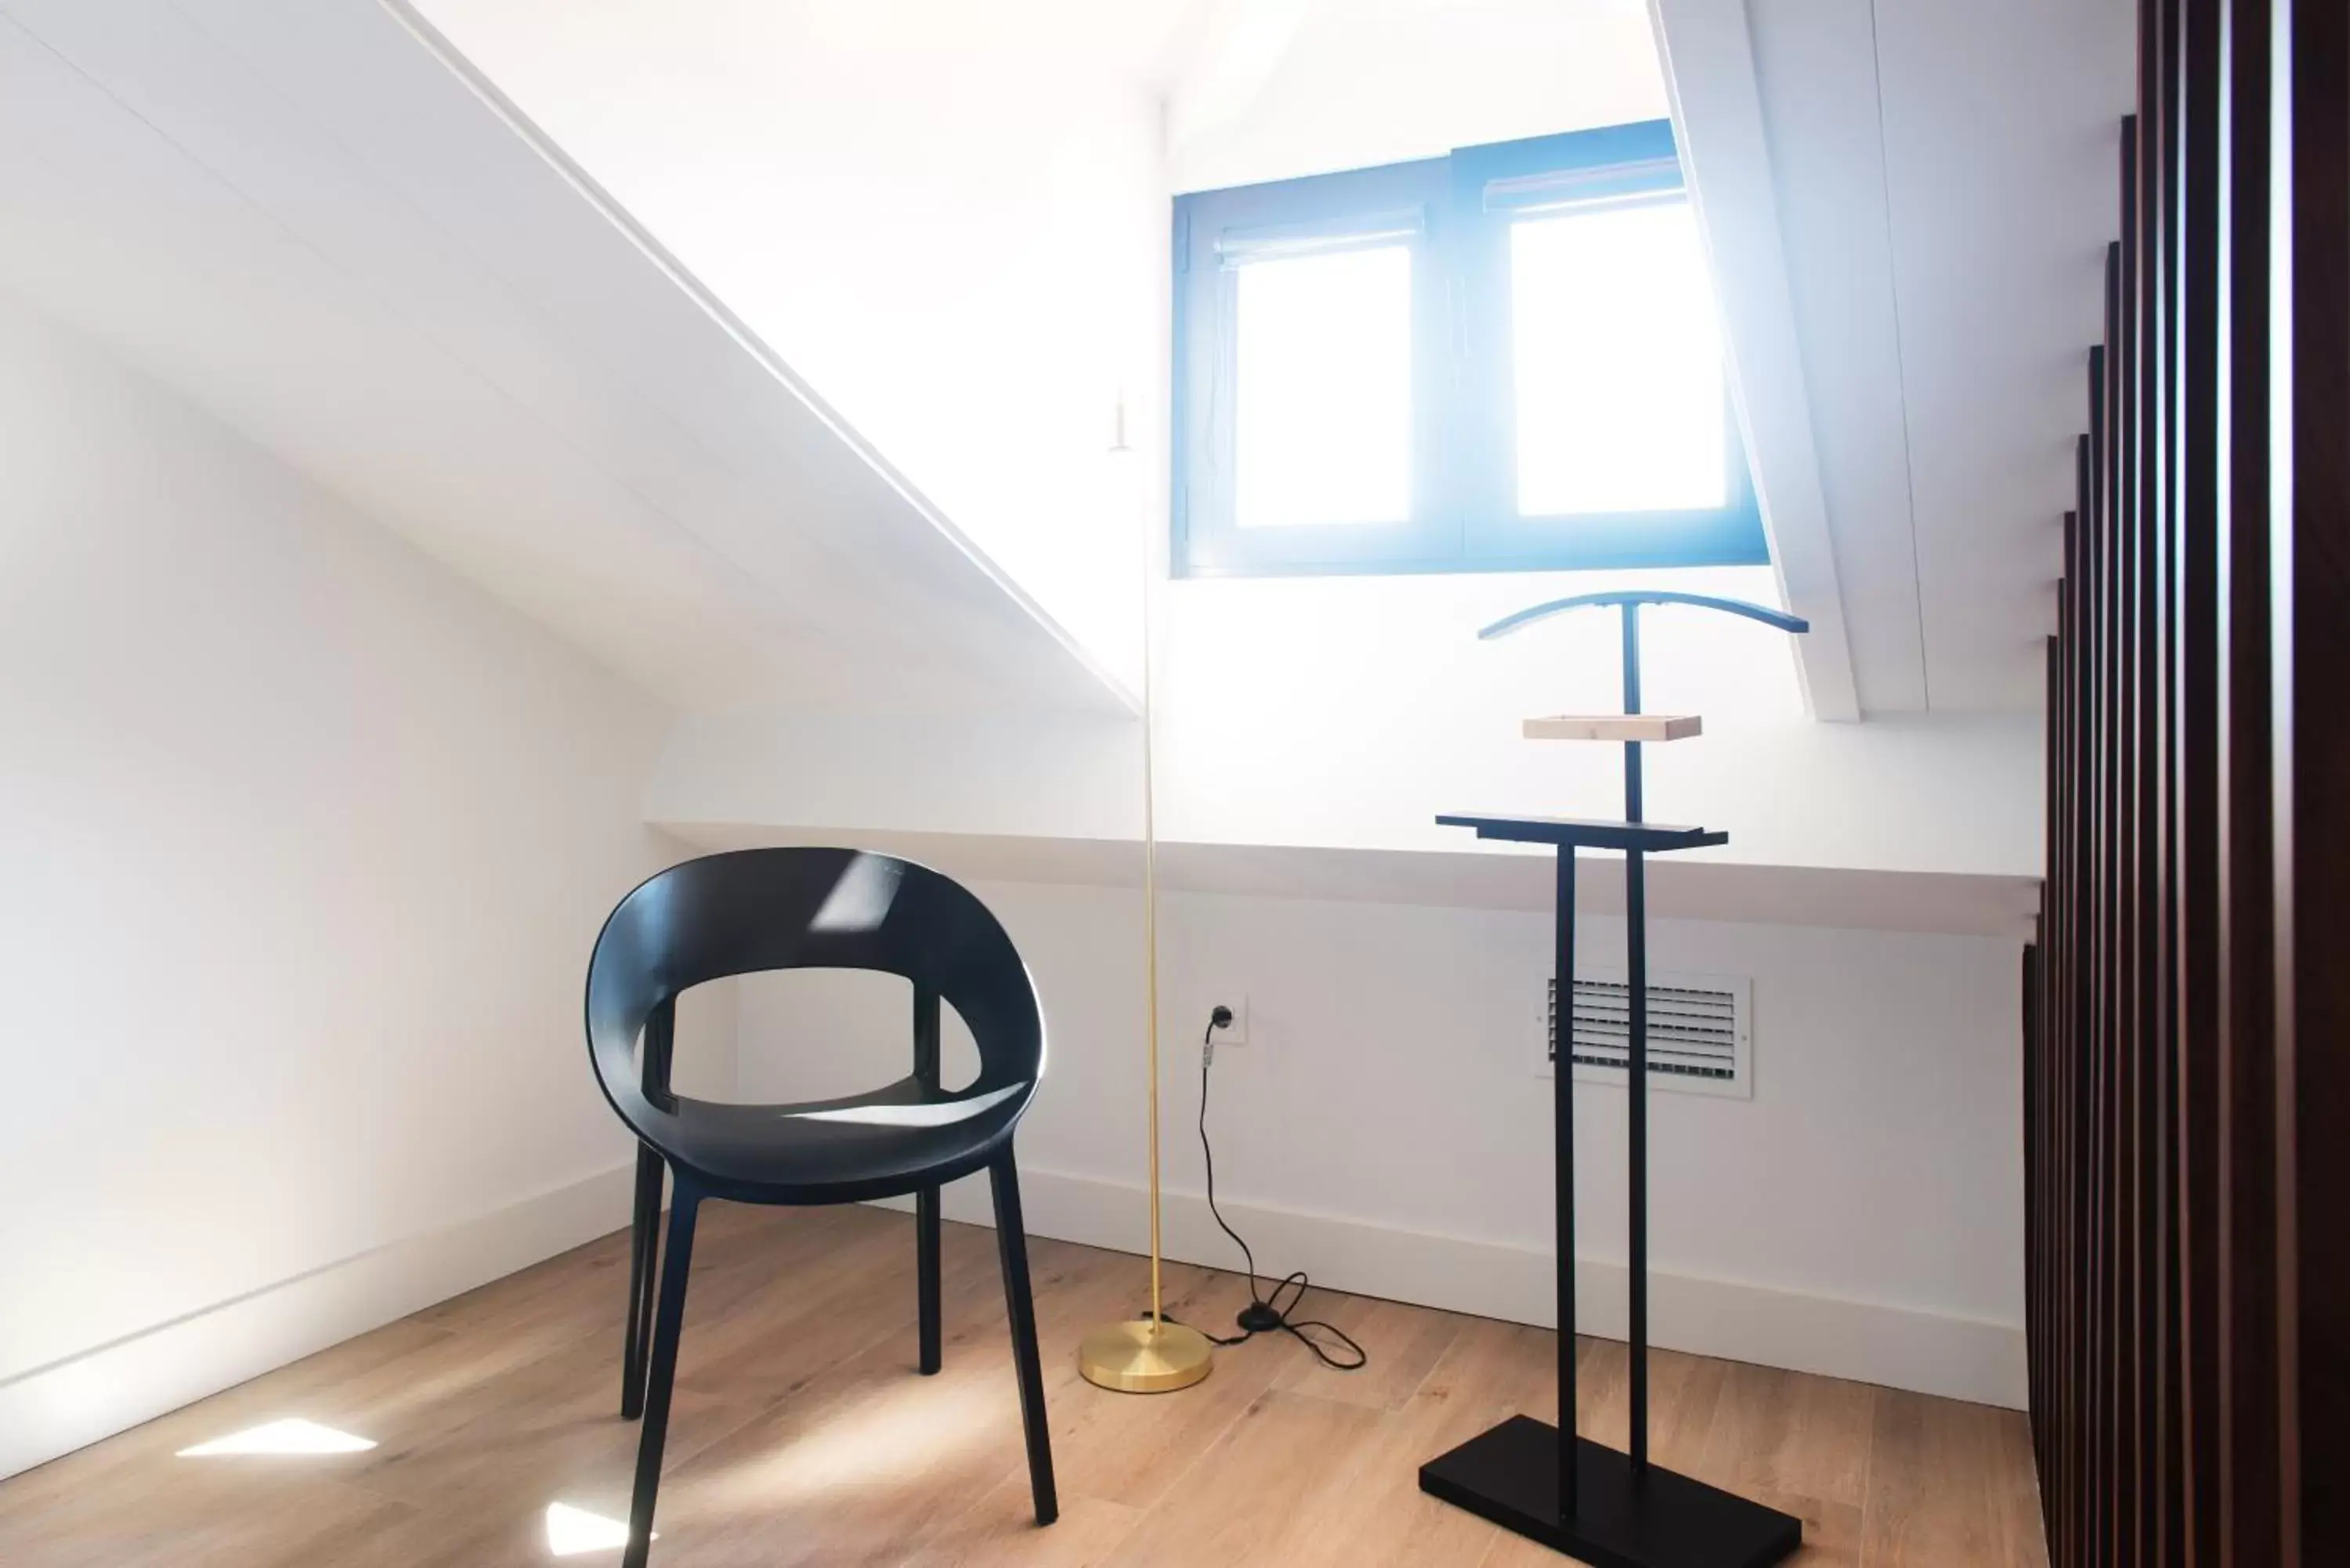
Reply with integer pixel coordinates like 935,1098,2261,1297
1235,242,1414,529
1173,121,1766,578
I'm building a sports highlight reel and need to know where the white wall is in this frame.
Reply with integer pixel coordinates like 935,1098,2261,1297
1156,566,2044,875
0,291,716,1476
1170,0,1668,193
413,0,1171,696
647,562,2044,881
1150,0,2045,876
732,875,2026,1406
599,0,2037,1407
652,709,1144,846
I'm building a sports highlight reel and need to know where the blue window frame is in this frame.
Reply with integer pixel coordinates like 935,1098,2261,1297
1172,121,1768,580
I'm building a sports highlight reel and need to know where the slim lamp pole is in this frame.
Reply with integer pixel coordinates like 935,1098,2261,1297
1078,403,1213,1394
1141,567,1166,1331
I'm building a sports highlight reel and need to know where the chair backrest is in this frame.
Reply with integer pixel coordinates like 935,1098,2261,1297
584,848,1043,1151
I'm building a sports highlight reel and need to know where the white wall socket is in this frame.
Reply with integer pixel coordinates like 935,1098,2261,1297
1209,995,1248,1046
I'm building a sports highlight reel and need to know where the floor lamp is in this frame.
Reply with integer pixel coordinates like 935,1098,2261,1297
1076,411,1214,1395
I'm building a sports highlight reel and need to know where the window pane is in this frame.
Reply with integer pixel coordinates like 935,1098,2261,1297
1234,245,1412,528
1510,199,1726,515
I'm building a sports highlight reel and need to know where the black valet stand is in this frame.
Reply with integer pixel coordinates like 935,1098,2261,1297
1420,589,1809,1568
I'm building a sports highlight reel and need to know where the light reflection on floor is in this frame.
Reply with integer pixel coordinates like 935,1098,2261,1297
545,1501,647,1556
174,1418,377,1457
692,1369,1007,1512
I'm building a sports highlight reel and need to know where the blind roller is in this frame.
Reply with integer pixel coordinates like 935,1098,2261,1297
1213,208,1423,270
1482,155,1683,216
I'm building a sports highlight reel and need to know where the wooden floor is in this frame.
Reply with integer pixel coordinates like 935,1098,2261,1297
0,1204,2047,1567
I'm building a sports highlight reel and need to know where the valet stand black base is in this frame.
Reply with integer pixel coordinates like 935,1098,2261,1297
1421,591,1810,1568
1422,1418,1800,1568
1416,813,1800,1568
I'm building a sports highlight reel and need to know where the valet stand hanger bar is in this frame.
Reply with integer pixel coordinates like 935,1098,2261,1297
1420,592,1807,1568
1477,588,1813,641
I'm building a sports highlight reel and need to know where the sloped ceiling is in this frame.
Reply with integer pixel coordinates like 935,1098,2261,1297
0,0,2131,728
1735,0,2133,713
1166,0,2131,717
0,0,1133,717
1166,0,1666,193
1175,0,2134,719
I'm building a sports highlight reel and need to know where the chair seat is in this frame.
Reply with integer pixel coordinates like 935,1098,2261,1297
660,1075,1035,1202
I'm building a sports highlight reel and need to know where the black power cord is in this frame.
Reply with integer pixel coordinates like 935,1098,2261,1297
1187,1006,1367,1371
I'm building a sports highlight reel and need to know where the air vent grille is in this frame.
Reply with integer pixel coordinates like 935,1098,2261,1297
1542,970,1752,1098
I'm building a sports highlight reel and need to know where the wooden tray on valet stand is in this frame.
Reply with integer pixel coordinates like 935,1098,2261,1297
1421,591,1809,1568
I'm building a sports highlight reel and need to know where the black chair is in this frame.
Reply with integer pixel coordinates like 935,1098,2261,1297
585,848,1058,1566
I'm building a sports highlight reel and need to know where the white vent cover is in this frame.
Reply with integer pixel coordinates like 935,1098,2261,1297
1539,970,1752,1100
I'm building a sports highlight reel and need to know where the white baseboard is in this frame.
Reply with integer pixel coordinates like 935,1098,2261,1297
2,1152,2022,1487
0,1162,638,1482
886,1165,2027,1411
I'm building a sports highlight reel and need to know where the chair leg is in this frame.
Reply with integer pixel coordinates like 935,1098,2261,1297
624,1181,701,1568
916,1184,942,1375
621,1143,662,1419
989,1152,1058,1527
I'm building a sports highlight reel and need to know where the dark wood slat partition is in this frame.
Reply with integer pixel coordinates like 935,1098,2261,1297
2023,2,2345,1563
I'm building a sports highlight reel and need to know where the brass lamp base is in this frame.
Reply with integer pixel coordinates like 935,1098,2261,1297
1077,1317,1214,1393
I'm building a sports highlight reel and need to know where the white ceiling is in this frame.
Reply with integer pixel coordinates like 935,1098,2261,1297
1166,0,2133,715
0,0,2134,726
0,0,1132,717
1167,0,2131,716
1167,0,1664,192
1741,0,2132,713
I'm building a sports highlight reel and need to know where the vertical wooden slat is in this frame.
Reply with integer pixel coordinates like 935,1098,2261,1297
2117,96,2146,1568
2149,5,2182,1563
2280,11,2348,1566
2214,5,2280,1564
2175,3,2225,1565
2026,2,2342,1562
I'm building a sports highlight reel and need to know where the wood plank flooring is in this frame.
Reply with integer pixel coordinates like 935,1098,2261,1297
0,1204,2048,1567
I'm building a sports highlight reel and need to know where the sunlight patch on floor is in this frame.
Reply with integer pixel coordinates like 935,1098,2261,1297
175,1418,376,1457
545,1501,647,1556
700,1373,1006,1508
